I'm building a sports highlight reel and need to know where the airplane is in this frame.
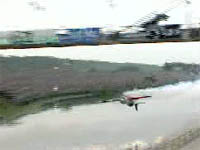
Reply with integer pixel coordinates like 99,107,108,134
100,94,152,111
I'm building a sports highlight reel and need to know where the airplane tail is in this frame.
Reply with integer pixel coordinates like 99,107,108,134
135,104,138,111
100,98,121,103
135,102,146,111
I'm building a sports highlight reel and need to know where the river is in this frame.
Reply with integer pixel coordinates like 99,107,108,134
0,80,200,150
0,42,200,150
0,42,200,65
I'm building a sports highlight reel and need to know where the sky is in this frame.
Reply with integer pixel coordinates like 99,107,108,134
0,0,199,30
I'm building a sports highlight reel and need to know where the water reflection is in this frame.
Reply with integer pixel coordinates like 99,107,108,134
0,80,200,150
0,96,100,125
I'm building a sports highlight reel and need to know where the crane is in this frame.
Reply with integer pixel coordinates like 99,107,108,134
125,0,191,29
104,0,192,40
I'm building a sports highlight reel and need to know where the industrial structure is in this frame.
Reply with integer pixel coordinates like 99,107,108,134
0,0,199,49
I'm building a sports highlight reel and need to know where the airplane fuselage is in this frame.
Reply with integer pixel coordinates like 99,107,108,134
120,95,151,111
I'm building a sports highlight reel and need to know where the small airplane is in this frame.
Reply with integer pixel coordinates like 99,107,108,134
100,94,152,111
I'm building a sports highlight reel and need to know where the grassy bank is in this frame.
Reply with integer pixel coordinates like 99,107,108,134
1,56,200,102
0,56,200,124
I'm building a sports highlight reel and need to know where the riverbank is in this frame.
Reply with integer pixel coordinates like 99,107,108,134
149,126,200,150
0,56,200,124
0,39,199,50
1,56,200,103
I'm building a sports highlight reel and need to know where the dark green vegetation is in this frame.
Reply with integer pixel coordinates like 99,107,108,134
0,56,200,124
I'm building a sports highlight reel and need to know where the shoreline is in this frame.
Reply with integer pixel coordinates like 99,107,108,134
0,56,200,125
1,56,200,103
0,39,199,50
1,57,200,149
148,126,200,150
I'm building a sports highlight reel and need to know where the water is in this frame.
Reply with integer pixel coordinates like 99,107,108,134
0,80,200,150
0,42,200,65
0,42,200,149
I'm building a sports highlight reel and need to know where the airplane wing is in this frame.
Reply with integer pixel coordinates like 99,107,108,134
126,95,152,101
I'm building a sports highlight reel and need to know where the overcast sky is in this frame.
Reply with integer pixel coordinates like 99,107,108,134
0,0,199,30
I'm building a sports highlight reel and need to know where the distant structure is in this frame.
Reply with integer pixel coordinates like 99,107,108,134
107,0,116,8
131,0,191,28
106,0,193,42
28,1,46,11
0,0,200,49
